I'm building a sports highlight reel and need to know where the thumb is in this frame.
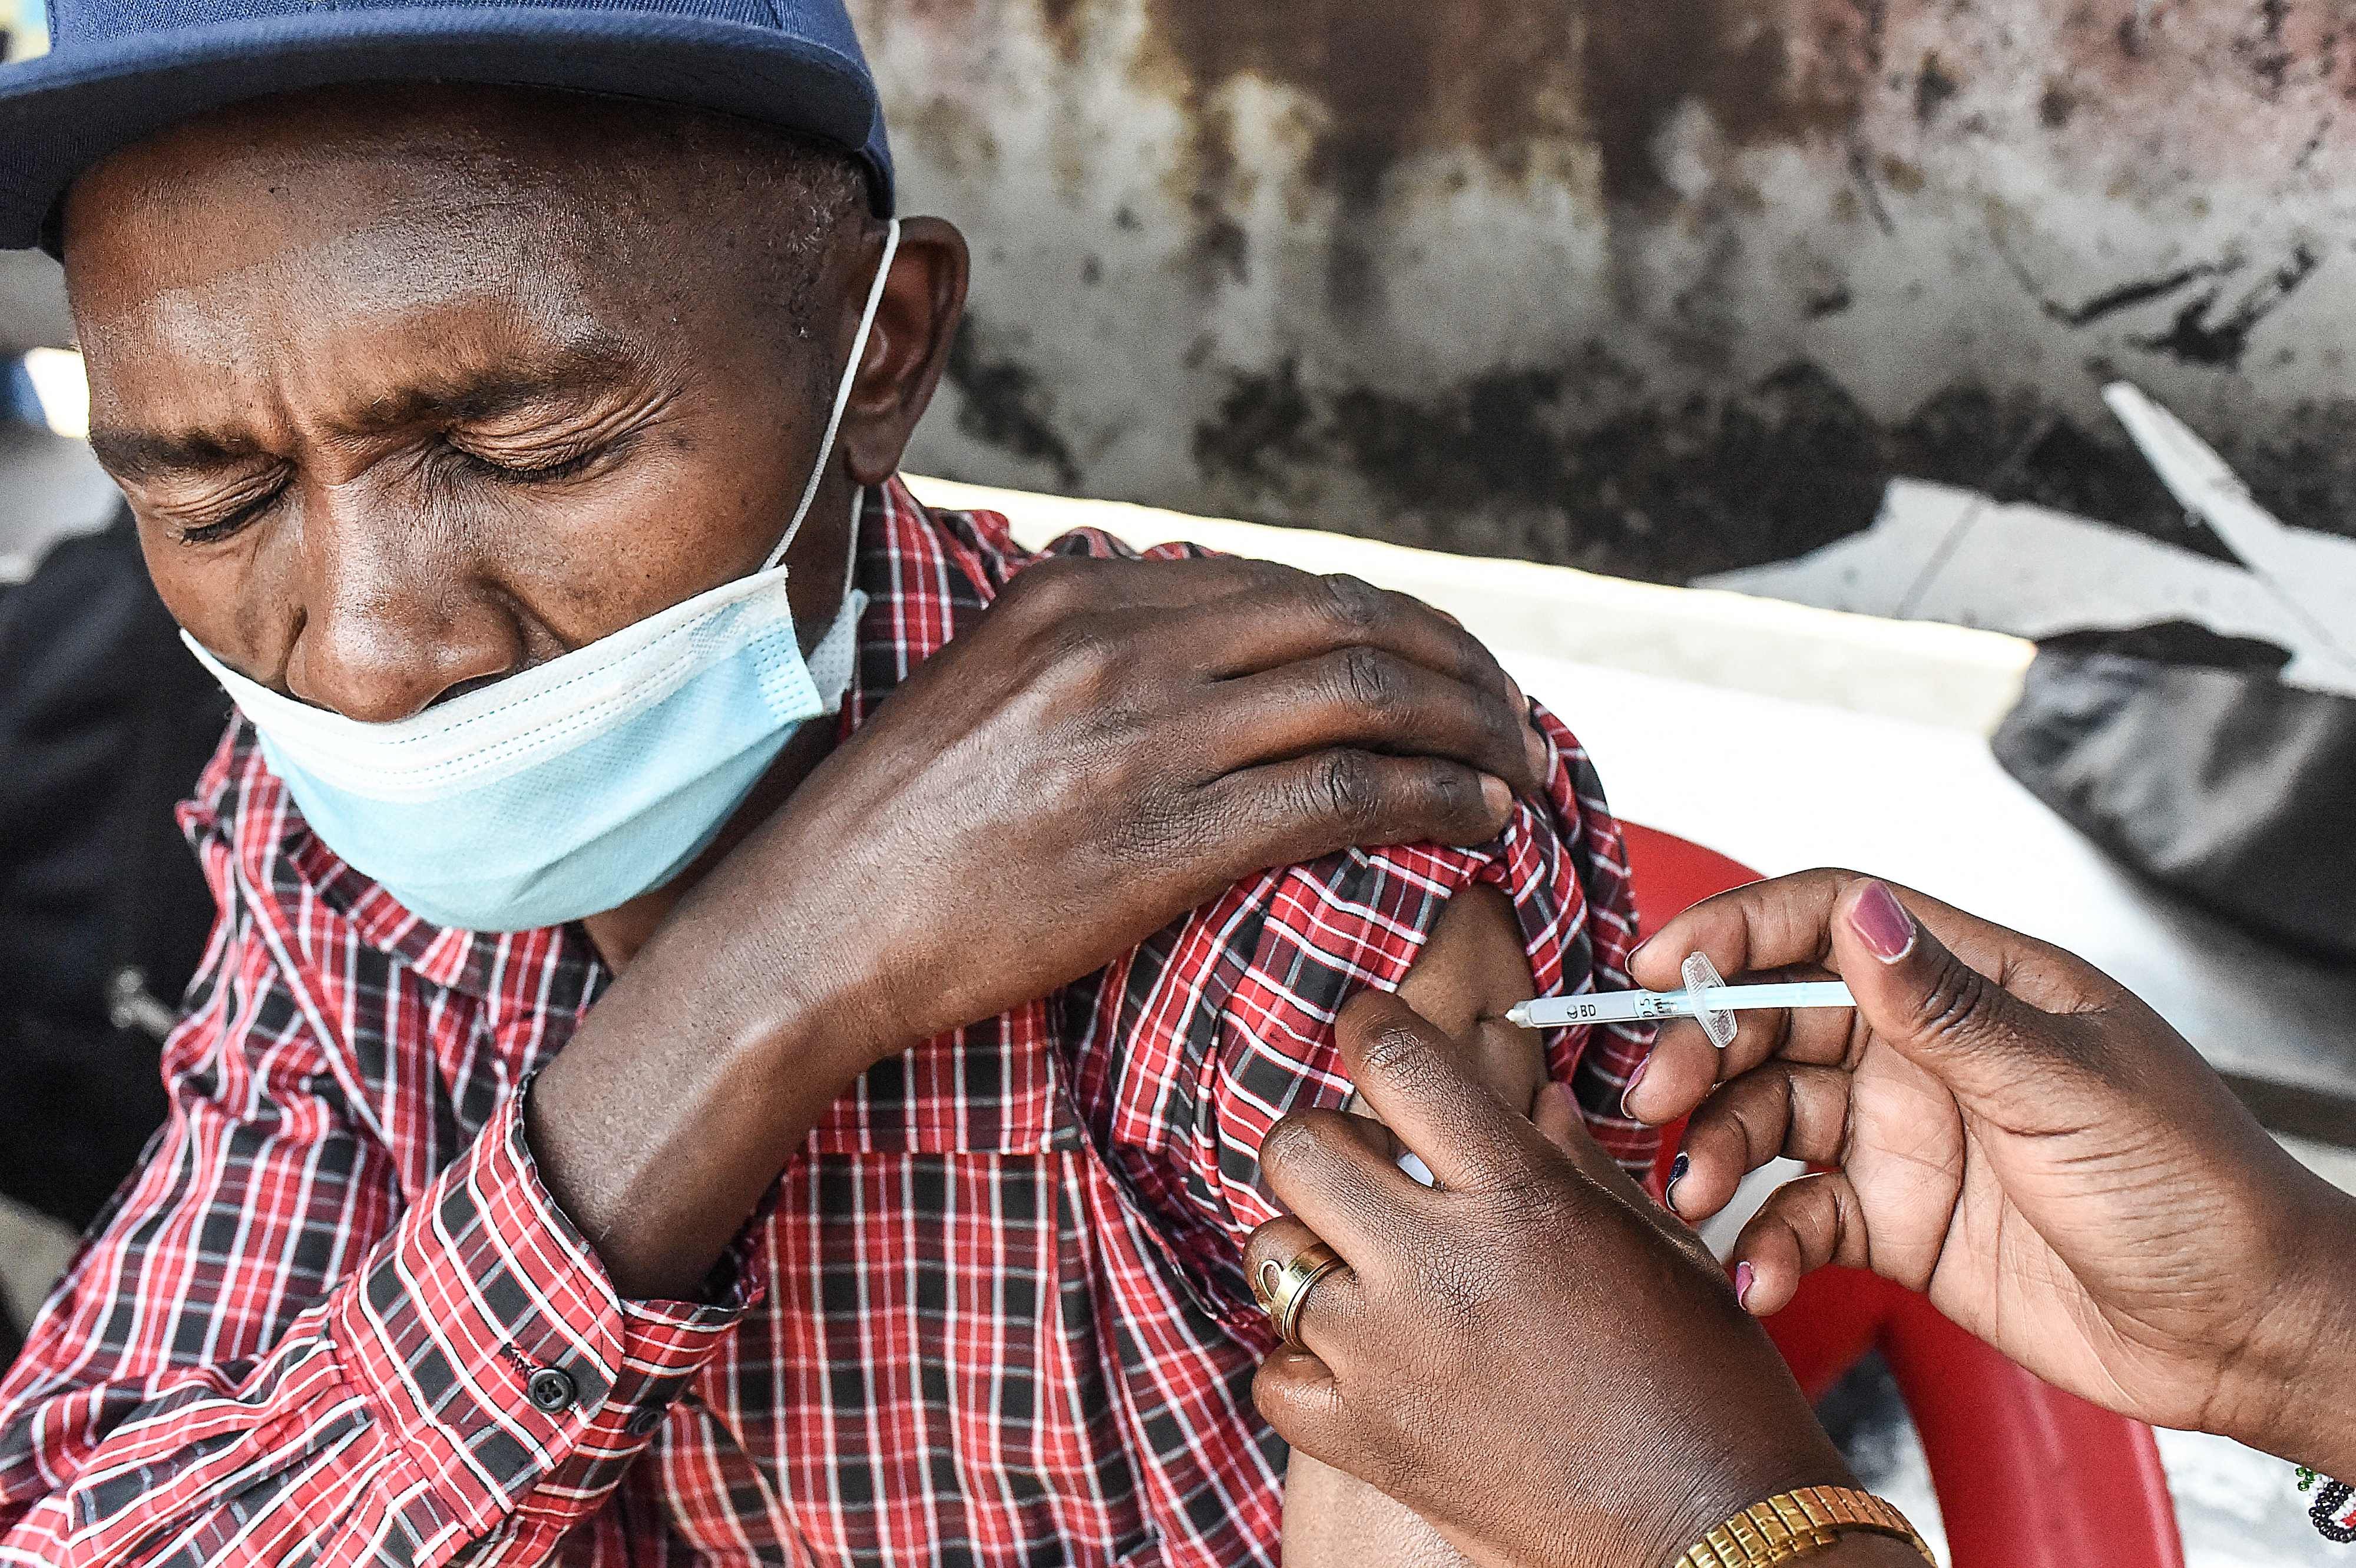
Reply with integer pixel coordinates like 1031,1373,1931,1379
1829,879,2057,1106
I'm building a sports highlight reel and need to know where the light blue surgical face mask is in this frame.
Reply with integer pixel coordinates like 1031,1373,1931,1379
183,220,903,933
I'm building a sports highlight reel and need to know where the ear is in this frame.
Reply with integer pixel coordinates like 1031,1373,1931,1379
836,216,970,487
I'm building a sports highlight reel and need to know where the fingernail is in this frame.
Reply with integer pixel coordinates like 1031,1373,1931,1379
1523,720,1548,778
1665,1152,1690,1212
1848,880,1918,963
1618,1052,1653,1117
1734,1261,1755,1310
1480,774,1511,817
1505,673,1530,718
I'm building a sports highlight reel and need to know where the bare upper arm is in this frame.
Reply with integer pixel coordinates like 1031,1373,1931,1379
1281,883,1540,1568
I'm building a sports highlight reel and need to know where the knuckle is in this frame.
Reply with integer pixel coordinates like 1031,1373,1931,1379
1408,1231,1514,1322
1335,645,1399,712
1424,763,1480,822
1307,750,1381,829
1356,1017,1434,1081
1258,1112,1329,1179
1315,573,1387,634
1242,1219,1291,1277
1911,954,2003,1047
1043,616,1124,684
1004,556,1086,617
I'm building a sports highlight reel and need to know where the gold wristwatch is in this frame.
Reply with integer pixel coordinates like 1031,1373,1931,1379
1679,1486,1934,1566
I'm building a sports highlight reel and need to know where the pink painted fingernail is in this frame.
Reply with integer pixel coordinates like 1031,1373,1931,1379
1734,1261,1755,1310
1848,881,1918,963
1618,1053,1652,1117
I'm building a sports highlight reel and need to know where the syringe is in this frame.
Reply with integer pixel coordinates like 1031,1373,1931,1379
1503,953,1853,1047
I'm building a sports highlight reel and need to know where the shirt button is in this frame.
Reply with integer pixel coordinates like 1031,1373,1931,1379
525,1367,578,1413
626,1406,665,1437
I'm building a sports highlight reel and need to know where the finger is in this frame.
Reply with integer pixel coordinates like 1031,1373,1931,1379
1203,649,1546,795
1618,1017,1719,1127
1728,1172,1871,1316
1329,990,1551,1193
1626,978,1860,1128
1532,1075,1581,1153
1627,868,1858,991
1239,1213,1370,1363
1825,879,2090,1113
1002,553,1302,617
1629,869,2091,1013
1252,1347,1349,1465
1207,750,1513,869
1186,573,1519,714
1666,1064,1857,1223
1258,1107,1432,1262
1243,1214,1330,1311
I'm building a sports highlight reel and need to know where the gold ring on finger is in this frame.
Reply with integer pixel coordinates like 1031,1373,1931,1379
1256,1240,1349,1351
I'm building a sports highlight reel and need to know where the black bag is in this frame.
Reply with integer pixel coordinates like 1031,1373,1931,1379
0,508,227,1239
1993,647,2356,964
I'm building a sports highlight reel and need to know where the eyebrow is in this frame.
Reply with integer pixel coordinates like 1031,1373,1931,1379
88,333,650,482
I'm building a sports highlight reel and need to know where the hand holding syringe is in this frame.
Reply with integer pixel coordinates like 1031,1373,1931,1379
1503,952,1853,1047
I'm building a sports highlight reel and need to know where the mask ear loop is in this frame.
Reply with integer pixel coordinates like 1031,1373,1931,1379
765,215,904,574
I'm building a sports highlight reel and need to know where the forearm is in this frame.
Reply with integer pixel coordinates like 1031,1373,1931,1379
527,899,879,1301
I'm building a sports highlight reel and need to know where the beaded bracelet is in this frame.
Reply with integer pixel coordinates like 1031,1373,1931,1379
2297,1467,2355,1544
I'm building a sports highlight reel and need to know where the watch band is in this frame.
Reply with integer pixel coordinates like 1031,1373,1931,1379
1679,1486,1934,1566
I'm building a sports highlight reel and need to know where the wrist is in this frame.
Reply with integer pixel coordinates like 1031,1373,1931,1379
640,899,900,1079
1652,1474,1941,1568
1636,1438,1862,1567
2233,1179,2356,1475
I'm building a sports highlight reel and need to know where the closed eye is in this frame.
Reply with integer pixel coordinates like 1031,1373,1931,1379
170,481,286,546
449,441,613,486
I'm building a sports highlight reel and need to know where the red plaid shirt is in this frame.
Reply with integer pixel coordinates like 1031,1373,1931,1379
0,479,1652,1568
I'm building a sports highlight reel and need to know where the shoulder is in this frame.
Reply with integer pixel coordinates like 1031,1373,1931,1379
1058,702,1649,1305
1073,704,1642,1144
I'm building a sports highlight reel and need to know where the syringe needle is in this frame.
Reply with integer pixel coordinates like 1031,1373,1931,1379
1504,981,1855,1031
1502,952,1853,1047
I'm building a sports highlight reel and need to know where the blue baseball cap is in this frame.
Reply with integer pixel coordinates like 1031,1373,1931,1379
0,0,895,254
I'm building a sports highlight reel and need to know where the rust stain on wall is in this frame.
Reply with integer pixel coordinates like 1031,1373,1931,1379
872,0,2356,580
1577,0,1878,203
1123,0,1879,210
1130,0,1582,206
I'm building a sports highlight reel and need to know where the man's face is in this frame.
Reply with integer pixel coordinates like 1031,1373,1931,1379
63,87,888,723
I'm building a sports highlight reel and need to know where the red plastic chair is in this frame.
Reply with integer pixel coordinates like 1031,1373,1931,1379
1619,822,2185,1568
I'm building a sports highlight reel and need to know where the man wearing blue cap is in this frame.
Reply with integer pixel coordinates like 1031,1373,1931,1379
0,6,1656,1565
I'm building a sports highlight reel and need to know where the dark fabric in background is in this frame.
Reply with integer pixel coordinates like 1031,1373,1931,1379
1995,650,2356,964
0,508,226,1363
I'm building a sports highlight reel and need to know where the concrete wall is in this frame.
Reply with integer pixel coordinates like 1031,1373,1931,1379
856,0,2356,581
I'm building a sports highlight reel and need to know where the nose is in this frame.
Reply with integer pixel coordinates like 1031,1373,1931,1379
281,492,524,724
